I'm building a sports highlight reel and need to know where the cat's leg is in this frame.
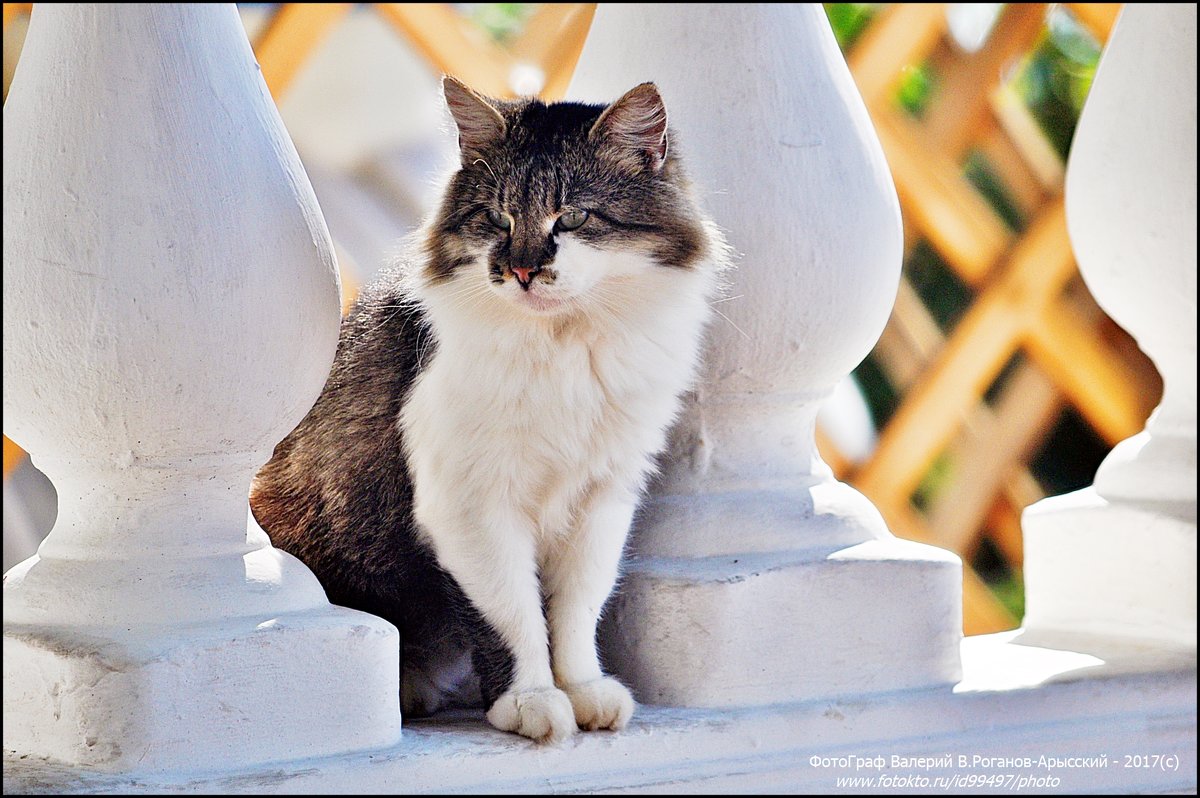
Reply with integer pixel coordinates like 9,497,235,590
542,484,636,731
419,506,576,743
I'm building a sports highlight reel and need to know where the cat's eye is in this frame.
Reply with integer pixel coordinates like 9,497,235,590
555,209,589,232
486,209,512,232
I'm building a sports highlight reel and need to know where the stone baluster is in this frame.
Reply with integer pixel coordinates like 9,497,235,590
2,4,400,771
1022,4,1197,649
569,3,963,707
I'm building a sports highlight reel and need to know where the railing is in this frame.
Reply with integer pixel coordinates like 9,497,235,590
3,4,401,770
2,2,1194,786
2,3,1168,637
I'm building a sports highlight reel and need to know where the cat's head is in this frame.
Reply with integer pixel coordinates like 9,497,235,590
422,76,712,319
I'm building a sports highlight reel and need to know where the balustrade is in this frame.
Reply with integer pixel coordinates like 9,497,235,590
1021,3,1197,649
2,3,400,770
2,3,1194,789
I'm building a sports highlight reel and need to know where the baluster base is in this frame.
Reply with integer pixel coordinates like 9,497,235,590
601,538,963,707
3,607,401,772
1022,487,1197,650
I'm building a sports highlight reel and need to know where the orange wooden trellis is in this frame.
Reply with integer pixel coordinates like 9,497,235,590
831,2,1161,633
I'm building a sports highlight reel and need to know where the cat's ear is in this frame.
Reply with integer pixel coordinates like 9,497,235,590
590,82,669,172
442,75,507,163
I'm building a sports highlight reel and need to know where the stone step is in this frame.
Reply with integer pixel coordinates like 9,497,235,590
5,634,1194,794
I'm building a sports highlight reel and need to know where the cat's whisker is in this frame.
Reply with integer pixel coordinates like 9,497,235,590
710,307,752,341
443,285,489,307
438,281,495,313
471,157,501,195
358,306,411,339
579,292,624,326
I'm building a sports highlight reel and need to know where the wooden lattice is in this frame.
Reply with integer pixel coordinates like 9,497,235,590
833,2,1162,633
1,4,1162,636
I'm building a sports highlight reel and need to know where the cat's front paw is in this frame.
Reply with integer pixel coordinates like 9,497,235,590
486,687,577,744
561,676,635,731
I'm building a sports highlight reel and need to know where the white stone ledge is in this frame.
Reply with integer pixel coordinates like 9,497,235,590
4,633,1195,794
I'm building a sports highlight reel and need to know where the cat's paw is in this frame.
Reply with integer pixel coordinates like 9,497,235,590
561,676,635,731
486,687,577,744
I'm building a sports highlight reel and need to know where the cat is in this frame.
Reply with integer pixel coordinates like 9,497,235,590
250,76,728,744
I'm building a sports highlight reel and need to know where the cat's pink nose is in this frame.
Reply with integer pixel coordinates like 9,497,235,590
512,266,536,287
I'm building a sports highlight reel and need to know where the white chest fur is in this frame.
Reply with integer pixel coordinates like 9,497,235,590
401,261,714,544
395,235,720,732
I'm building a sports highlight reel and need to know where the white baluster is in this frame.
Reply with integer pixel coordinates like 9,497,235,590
569,3,962,706
2,5,401,770
1022,4,1197,648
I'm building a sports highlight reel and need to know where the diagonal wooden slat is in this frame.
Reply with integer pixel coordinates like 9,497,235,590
875,112,1012,284
1025,299,1156,445
847,3,947,106
1064,2,1123,42
853,277,1042,634
838,2,1144,636
989,82,1065,190
3,436,25,478
253,3,354,100
869,278,1057,567
374,3,513,98
925,361,1062,553
982,491,1026,565
976,123,1048,217
922,4,1048,155
852,199,1076,506
510,3,579,66
528,3,596,101
2,2,30,29
875,278,944,384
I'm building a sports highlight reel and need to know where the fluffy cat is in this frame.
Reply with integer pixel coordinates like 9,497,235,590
251,76,727,744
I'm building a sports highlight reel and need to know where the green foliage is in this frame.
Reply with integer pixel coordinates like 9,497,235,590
962,150,1025,233
912,452,955,513
852,355,901,430
469,3,534,44
1011,8,1102,159
986,563,1026,620
895,62,937,119
824,3,879,51
905,241,973,333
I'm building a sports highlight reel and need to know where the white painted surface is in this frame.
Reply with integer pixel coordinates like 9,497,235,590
1,7,454,572
569,3,962,705
1023,490,1196,646
1023,3,1198,648
4,634,1195,794
2,3,400,770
